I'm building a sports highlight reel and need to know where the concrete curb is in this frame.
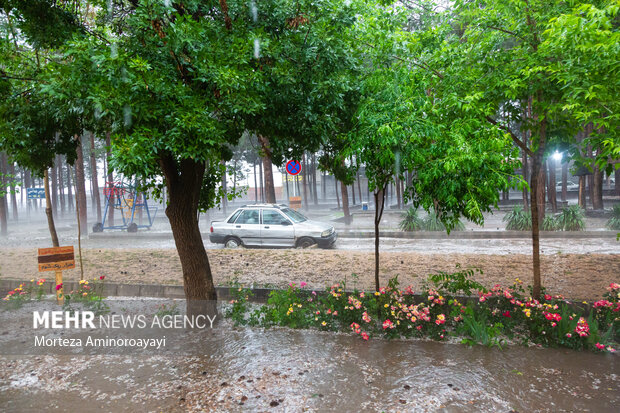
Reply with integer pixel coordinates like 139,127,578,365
1,279,596,313
0,279,274,302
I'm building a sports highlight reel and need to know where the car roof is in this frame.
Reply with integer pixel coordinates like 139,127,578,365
240,204,288,209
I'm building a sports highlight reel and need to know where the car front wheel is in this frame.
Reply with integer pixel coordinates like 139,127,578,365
296,237,315,249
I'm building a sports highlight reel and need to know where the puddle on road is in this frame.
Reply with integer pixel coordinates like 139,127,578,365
1,323,617,412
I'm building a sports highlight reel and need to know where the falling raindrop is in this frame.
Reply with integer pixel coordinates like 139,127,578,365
163,0,171,7
344,0,351,6
254,39,260,59
121,67,128,83
107,0,113,17
123,105,132,128
110,43,118,59
94,105,102,120
250,1,258,22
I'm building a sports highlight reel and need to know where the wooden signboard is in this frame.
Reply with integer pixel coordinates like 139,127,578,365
38,246,75,272
38,246,75,304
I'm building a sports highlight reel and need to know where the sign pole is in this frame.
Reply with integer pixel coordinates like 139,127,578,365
55,270,63,304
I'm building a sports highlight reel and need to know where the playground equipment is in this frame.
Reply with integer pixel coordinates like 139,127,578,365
92,180,158,233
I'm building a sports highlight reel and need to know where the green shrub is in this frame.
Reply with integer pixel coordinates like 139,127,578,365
503,206,531,230
423,208,465,231
459,307,504,348
542,215,559,231
606,204,620,231
399,207,423,231
556,205,585,231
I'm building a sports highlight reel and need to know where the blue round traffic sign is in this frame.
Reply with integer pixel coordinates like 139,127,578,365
286,160,301,176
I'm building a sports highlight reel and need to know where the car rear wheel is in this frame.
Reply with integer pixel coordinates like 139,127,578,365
225,237,242,249
296,237,315,249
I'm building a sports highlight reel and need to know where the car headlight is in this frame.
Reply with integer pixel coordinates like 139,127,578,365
321,228,332,237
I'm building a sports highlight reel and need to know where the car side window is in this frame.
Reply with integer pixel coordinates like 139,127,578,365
235,209,259,224
227,210,243,223
263,209,288,225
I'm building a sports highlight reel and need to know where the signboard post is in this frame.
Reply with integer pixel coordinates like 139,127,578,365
286,160,302,206
38,246,75,304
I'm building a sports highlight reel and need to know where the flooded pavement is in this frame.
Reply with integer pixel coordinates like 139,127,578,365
1,314,618,412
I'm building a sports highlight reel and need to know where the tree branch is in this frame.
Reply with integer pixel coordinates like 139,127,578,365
0,74,40,82
485,116,534,157
363,41,444,79
218,0,233,31
486,25,520,38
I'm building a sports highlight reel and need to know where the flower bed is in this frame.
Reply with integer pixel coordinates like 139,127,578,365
225,269,619,353
3,275,109,314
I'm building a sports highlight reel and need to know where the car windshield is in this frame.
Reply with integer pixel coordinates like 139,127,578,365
281,208,307,223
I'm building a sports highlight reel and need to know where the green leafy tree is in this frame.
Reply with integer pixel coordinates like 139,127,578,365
400,0,619,297
0,0,85,244
53,0,369,315
350,5,517,290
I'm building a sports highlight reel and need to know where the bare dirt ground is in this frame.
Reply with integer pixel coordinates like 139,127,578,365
1,247,618,300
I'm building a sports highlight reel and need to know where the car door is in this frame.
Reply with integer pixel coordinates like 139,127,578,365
260,209,295,247
232,209,262,246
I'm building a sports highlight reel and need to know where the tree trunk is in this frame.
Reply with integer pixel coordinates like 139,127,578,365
232,160,237,195
587,173,594,209
258,135,276,203
25,169,32,215
547,158,557,213
592,163,604,210
537,160,546,223
44,169,59,247
357,169,362,203
322,170,326,201
522,110,530,209
51,156,58,217
615,167,620,196
311,154,318,206
19,166,24,209
284,171,290,200
8,161,18,221
258,159,264,202
220,160,227,215
373,187,386,292
0,153,7,235
66,164,73,213
105,133,114,226
302,154,309,209
75,136,88,235
58,156,65,215
253,161,258,203
90,132,102,223
530,153,543,298
561,162,568,202
395,175,402,209
578,176,586,207
528,110,546,298
341,181,351,225
159,154,217,317
335,178,340,209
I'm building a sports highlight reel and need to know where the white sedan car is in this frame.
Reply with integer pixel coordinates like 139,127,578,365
209,204,337,249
